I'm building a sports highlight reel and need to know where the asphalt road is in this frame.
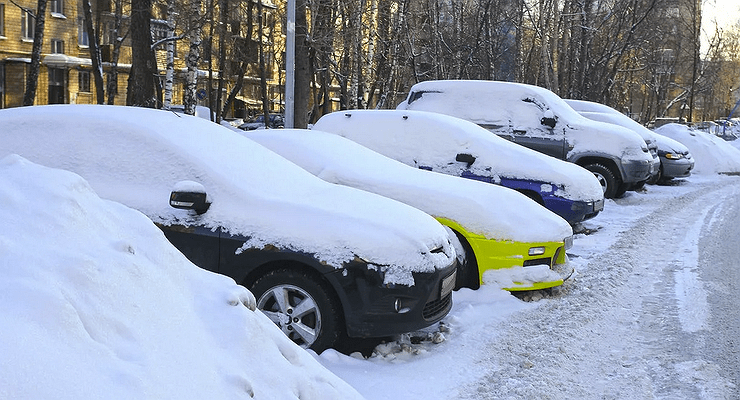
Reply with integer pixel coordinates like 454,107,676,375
457,177,740,399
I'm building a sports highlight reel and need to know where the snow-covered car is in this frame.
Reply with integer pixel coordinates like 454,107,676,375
246,129,574,291
0,105,458,353
565,99,661,184
397,80,654,198
312,109,604,225
655,123,740,175
564,99,690,184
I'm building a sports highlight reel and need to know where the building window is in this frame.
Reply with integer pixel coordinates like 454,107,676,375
150,19,169,50
78,70,90,92
50,0,63,15
48,68,66,104
22,10,35,40
51,39,64,53
78,17,88,46
0,4,5,37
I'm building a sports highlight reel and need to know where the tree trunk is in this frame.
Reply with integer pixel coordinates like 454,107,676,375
106,0,125,105
126,0,159,107
22,0,48,106
184,0,202,115
83,0,105,103
163,0,176,109
294,0,310,128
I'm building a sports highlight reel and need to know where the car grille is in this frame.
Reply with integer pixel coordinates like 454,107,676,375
423,292,452,320
523,257,552,267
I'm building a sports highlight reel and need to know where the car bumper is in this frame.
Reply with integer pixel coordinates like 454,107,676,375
542,195,604,224
661,157,694,179
326,260,457,338
621,159,652,184
465,234,569,291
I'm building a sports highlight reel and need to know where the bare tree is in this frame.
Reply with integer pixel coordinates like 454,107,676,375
18,0,48,106
127,0,160,107
83,0,105,103
294,0,310,128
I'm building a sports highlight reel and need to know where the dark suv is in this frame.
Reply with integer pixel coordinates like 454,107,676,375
0,105,457,353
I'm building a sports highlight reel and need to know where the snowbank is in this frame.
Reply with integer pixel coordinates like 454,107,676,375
0,155,363,400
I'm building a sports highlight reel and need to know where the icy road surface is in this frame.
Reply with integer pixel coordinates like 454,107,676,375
320,175,740,400
458,176,740,399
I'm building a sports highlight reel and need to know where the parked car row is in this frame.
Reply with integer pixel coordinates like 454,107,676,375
396,80,655,198
0,80,697,355
564,99,694,184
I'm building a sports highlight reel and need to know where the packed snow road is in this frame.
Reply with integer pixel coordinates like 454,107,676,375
456,176,740,399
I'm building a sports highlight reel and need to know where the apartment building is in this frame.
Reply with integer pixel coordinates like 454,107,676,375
0,0,282,118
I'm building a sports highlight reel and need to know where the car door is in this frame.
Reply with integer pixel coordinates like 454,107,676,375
158,223,222,274
505,97,568,160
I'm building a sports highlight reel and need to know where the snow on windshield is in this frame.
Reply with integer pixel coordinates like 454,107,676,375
0,155,362,399
311,109,603,202
247,129,572,243
655,123,740,175
0,105,454,284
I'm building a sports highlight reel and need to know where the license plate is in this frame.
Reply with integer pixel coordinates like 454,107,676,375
594,198,605,212
441,270,456,298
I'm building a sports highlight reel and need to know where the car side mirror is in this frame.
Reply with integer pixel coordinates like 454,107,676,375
541,110,557,128
541,116,557,128
169,181,211,214
455,153,476,166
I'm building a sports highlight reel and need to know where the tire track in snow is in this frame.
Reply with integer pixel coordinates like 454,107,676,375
456,178,740,400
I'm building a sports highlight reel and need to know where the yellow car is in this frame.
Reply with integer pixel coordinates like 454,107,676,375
247,129,574,292
439,218,570,291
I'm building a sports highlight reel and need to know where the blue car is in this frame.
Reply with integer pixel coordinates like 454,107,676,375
312,109,605,225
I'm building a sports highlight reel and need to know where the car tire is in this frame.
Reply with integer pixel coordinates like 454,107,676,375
584,163,620,199
250,268,341,353
615,182,630,197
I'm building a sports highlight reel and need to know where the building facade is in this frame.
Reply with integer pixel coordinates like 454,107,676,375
0,0,284,119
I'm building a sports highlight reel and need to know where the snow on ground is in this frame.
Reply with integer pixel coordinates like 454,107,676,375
0,155,363,400
315,134,740,399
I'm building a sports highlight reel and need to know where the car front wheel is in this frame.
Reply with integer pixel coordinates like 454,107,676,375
250,268,341,353
585,163,620,199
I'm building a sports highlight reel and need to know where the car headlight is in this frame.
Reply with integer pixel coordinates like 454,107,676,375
665,153,683,160
528,246,546,256
563,235,574,250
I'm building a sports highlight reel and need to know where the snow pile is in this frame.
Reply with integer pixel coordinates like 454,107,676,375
655,123,740,175
311,109,603,203
0,105,455,285
247,129,572,243
0,155,363,400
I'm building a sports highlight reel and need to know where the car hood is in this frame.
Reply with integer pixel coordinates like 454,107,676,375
652,132,691,155
247,129,573,243
312,109,604,203
0,105,455,285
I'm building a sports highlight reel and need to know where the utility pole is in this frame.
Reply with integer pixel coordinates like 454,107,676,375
285,0,295,128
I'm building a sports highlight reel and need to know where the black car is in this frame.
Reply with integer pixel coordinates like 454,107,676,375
0,105,457,353
238,113,285,130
